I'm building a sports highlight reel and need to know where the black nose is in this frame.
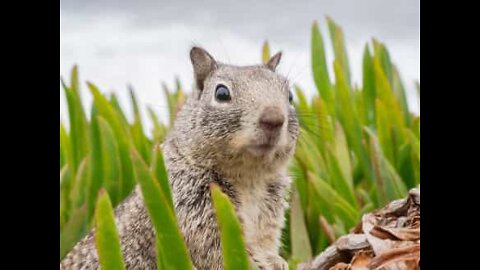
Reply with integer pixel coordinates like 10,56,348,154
259,106,285,132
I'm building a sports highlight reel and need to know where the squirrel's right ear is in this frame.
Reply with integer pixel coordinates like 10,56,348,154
190,47,217,92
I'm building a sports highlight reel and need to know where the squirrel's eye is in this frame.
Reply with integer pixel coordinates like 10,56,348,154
288,90,293,103
215,84,231,102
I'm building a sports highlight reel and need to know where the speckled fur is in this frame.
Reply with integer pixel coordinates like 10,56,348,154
60,47,299,270
60,186,157,269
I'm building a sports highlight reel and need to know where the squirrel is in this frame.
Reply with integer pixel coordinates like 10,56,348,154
60,47,300,270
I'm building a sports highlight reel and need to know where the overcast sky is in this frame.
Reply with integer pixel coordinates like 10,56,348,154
60,0,419,129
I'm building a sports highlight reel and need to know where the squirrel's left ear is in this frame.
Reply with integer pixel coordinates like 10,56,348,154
266,52,282,71
190,47,217,92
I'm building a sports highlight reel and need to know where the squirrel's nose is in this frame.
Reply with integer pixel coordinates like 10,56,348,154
259,106,285,132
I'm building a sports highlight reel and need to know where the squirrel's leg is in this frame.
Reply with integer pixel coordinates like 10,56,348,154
243,181,290,270
171,181,224,270
246,234,289,270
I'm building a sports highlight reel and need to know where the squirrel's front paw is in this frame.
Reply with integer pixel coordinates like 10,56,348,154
270,256,289,270
255,255,288,270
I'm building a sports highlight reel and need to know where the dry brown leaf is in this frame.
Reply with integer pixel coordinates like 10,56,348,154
367,244,420,270
369,226,420,241
297,187,420,270
329,262,350,270
336,234,370,251
350,251,374,270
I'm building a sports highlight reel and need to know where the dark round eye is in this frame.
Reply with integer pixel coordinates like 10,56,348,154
288,90,293,103
215,84,231,102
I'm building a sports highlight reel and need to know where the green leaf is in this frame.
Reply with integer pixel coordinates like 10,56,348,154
366,128,408,205
311,21,333,113
62,67,89,173
373,56,405,136
151,146,174,210
60,123,72,169
307,172,359,229
290,188,312,262
294,129,327,179
60,165,73,230
211,183,250,270
71,157,90,213
375,99,395,163
262,41,271,64
95,189,126,270
362,44,376,125
60,204,88,260
397,143,415,189
334,60,372,184
162,83,177,126
131,149,193,270
88,82,135,198
312,96,334,151
294,85,310,113
129,86,151,163
325,150,357,209
327,17,351,85
147,106,167,143
109,93,130,126
332,123,353,188
372,40,393,85
392,65,411,126
88,105,104,219
97,117,122,205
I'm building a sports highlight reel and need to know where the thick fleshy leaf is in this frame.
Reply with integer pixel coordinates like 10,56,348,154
95,189,126,270
88,82,135,198
262,40,271,64
211,183,250,270
62,67,89,172
60,165,73,230
311,21,334,114
290,188,313,262
87,105,104,219
131,149,193,270
129,86,151,163
147,107,167,143
60,204,87,260
334,61,372,183
362,44,376,125
109,93,130,125
97,116,122,205
70,157,90,213
60,123,72,169
366,128,408,204
308,172,359,229
151,145,174,211
327,17,351,85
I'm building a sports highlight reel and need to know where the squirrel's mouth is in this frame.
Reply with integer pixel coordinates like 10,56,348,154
246,143,276,156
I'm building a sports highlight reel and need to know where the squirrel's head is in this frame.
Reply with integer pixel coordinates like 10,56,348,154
173,47,299,176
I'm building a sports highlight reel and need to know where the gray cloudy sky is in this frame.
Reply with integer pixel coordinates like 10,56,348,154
60,0,419,128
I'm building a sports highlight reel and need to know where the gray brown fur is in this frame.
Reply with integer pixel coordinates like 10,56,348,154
60,47,299,270
60,186,157,269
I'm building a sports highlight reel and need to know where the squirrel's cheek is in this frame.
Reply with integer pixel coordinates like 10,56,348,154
229,131,250,149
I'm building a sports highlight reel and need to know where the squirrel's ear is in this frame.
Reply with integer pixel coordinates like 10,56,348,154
266,51,282,71
190,47,217,91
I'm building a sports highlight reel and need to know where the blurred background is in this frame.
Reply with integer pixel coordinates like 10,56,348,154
60,0,419,130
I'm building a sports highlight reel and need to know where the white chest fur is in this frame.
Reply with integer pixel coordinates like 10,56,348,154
237,182,266,235
234,177,287,259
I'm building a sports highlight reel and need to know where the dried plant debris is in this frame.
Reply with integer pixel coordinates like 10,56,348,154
298,186,420,270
